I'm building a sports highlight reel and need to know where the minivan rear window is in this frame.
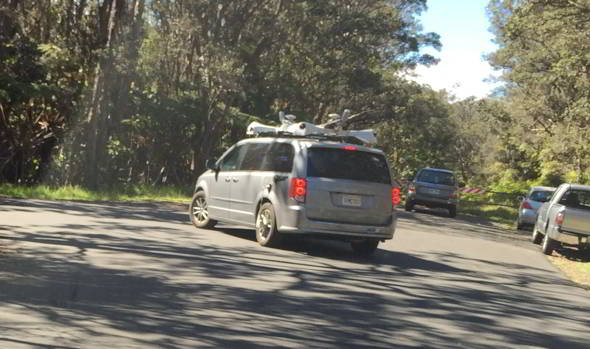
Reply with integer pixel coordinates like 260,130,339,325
307,147,391,184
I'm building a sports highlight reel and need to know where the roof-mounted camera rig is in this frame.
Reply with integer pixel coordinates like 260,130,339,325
246,109,377,146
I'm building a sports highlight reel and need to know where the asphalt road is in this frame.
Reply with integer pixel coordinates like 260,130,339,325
1,198,589,349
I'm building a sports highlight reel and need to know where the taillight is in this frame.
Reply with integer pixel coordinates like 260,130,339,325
555,212,564,226
449,192,458,199
289,178,307,203
521,200,533,210
343,145,357,151
392,187,401,207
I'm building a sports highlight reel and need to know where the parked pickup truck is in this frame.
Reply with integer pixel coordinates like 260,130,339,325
532,183,590,255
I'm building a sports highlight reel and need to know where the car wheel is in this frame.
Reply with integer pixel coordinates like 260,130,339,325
541,232,556,255
189,191,217,229
351,239,379,256
531,227,543,244
516,219,524,230
404,200,414,212
256,202,281,247
448,205,457,218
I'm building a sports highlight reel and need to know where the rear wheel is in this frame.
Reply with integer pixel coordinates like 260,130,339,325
516,219,524,230
189,192,217,229
351,239,379,256
448,205,457,218
542,232,557,255
256,203,281,247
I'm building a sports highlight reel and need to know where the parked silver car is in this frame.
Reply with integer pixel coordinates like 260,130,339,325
189,137,398,255
516,186,555,230
404,168,459,217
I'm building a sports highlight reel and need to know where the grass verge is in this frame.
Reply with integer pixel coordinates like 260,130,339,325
0,184,192,202
548,248,590,291
459,200,518,228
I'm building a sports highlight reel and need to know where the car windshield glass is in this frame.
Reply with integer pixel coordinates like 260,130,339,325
529,190,553,202
417,170,455,186
307,147,391,184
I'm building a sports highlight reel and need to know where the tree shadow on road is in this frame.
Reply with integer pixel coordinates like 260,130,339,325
1,199,589,349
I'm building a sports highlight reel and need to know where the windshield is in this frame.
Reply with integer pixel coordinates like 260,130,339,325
307,147,391,184
417,169,455,186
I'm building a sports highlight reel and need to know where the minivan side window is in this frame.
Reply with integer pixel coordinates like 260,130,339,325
219,145,247,171
240,143,270,171
262,143,294,172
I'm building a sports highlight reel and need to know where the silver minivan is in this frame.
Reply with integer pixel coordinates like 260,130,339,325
189,136,398,255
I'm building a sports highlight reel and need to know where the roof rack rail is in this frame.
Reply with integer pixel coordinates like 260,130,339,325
246,110,377,145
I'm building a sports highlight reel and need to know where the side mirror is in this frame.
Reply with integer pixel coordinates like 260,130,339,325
205,158,218,171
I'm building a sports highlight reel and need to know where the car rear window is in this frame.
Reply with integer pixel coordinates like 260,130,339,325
417,169,455,186
559,189,590,211
307,147,391,184
529,190,553,203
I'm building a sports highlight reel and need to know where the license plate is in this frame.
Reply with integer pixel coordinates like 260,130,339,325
426,188,440,195
342,194,362,207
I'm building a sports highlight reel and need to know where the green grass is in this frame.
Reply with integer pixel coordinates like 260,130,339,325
0,183,192,202
459,200,518,228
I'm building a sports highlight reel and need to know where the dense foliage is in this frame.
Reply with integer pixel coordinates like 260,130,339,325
1,0,588,192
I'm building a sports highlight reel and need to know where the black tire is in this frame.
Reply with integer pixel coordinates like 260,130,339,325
516,220,524,230
189,192,217,229
404,200,414,212
448,205,457,218
531,227,543,244
256,203,281,247
541,232,556,255
351,239,379,256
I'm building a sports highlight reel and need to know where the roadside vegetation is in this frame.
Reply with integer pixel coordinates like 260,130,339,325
0,183,191,202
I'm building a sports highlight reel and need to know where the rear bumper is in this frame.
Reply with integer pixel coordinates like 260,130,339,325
518,209,537,224
551,228,590,246
277,204,396,240
408,193,457,208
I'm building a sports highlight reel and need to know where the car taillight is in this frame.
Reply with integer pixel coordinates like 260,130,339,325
521,200,533,210
392,187,401,207
289,178,307,203
555,212,565,226
343,145,357,151
449,192,458,199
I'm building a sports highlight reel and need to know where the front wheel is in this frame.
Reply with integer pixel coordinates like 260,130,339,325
256,203,281,247
351,239,379,256
542,232,557,255
531,227,543,244
404,200,414,212
189,192,217,229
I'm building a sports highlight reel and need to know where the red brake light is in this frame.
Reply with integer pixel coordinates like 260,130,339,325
392,187,401,206
521,200,533,210
343,146,357,151
555,212,564,226
289,178,307,203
